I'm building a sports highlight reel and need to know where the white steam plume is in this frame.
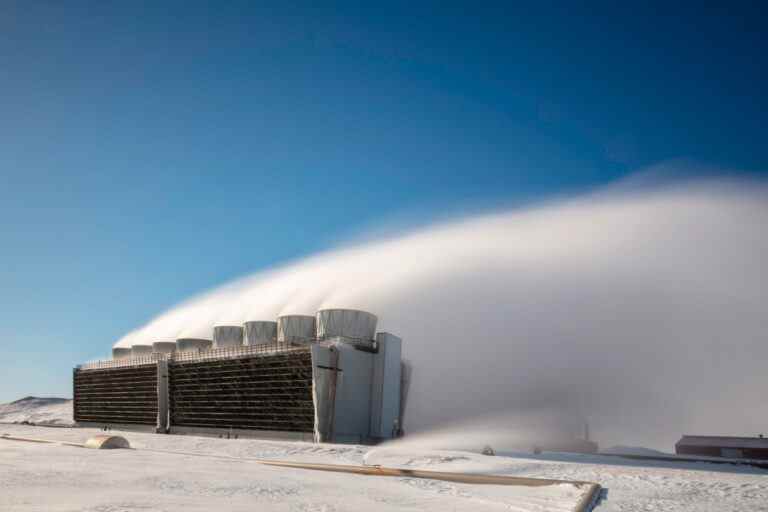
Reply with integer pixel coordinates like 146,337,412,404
115,172,768,450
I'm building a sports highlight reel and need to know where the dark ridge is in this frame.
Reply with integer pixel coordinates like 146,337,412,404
8,396,71,406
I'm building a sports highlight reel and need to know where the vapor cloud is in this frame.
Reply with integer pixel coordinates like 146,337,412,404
115,172,768,450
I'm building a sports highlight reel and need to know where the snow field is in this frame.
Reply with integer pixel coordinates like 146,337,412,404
2,425,767,511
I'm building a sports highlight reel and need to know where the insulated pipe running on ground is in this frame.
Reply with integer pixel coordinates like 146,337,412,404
259,457,605,509
258,459,603,511
0,433,130,449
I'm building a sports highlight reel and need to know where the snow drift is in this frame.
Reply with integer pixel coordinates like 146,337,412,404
113,171,768,450
0,397,73,426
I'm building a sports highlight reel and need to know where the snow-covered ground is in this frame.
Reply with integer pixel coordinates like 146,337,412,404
0,397,73,426
1,424,585,512
1,424,767,511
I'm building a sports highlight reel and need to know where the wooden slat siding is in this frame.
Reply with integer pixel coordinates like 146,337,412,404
169,349,315,433
73,363,159,426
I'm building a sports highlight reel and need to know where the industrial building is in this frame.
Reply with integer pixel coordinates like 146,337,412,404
73,309,404,443
675,435,768,461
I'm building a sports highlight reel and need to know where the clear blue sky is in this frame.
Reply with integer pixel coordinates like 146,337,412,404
1,2,765,401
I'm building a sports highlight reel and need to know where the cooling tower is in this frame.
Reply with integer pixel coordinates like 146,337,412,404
316,309,378,340
131,344,153,357
277,315,316,342
176,338,212,352
213,325,244,349
152,341,176,354
244,320,278,345
112,347,132,360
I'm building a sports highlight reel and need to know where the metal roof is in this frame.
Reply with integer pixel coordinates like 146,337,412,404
676,435,768,449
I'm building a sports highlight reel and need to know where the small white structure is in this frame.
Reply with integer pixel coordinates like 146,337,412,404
176,338,213,352
244,321,278,345
131,345,153,357
213,325,244,349
112,347,132,359
277,315,316,342
152,341,176,355
316,309,378,340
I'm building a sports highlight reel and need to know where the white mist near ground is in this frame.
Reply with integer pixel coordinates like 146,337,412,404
365,410,590,463
115,171,768,451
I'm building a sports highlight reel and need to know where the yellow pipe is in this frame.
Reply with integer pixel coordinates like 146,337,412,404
0,433,85,448
257,459,602,512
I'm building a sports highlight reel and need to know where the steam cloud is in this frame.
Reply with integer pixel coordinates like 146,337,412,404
114,173,768,450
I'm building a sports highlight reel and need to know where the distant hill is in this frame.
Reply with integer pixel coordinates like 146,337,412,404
602,445,670,456
0,396,73,426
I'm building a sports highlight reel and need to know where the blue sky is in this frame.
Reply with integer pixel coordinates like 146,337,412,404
1,2,766,401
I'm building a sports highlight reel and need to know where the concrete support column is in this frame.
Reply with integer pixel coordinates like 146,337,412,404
72,368,79,425
156,359,169,433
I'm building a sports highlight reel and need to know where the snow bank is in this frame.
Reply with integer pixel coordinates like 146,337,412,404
601,445,670,457
0,397,73,426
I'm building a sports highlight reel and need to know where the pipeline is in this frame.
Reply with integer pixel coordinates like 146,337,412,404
259,459,603,512
0,433,85,448
0,433,602,511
